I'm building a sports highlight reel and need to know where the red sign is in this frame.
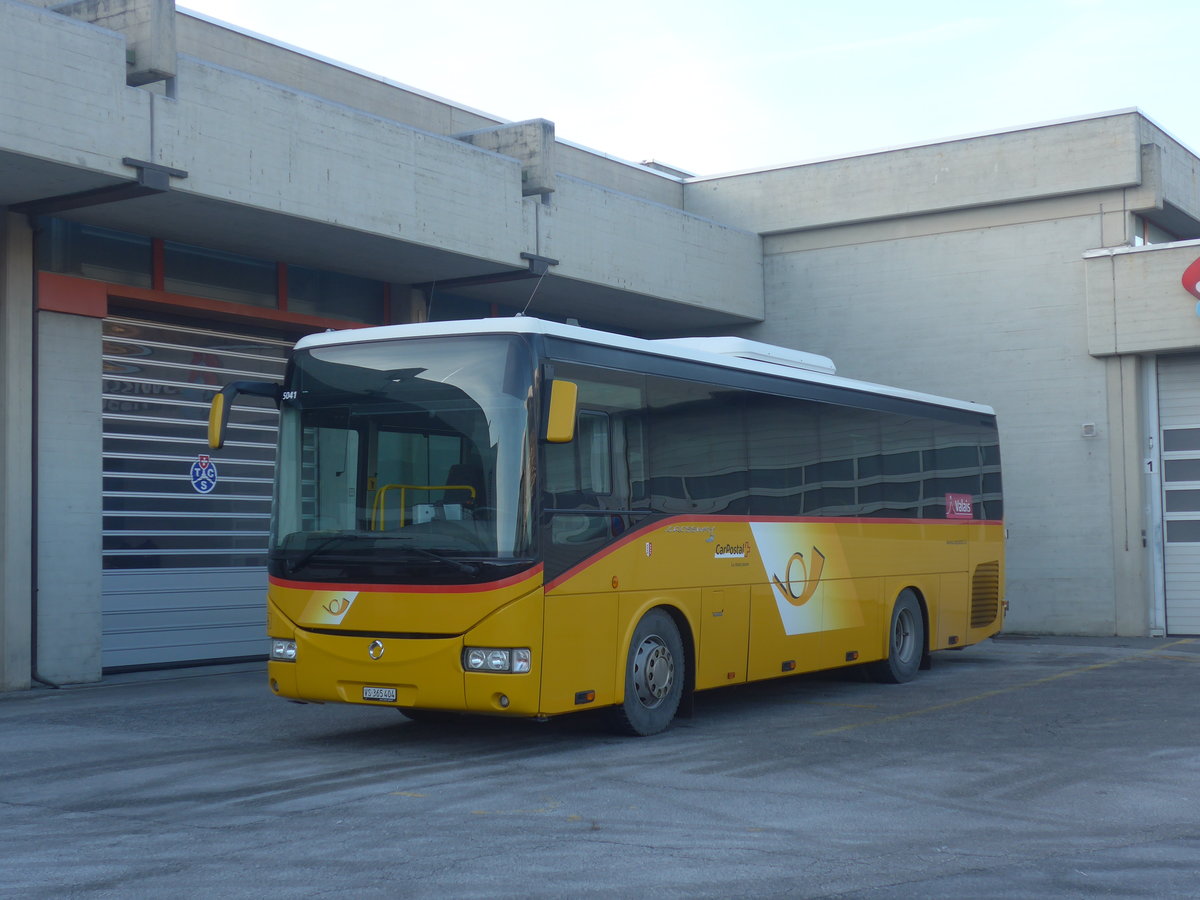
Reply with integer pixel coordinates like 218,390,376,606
1183,257,1200,301
945,493,974,519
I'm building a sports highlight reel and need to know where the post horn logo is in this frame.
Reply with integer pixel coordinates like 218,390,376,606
323,597,351,616
770,547,826,607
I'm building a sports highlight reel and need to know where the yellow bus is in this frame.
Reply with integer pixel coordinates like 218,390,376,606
209,318,1004,735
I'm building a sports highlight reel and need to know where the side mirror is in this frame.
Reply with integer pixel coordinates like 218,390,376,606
208,381,282,450
544,379,578,443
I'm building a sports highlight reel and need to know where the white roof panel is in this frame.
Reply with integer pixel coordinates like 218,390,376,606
294,317,995,416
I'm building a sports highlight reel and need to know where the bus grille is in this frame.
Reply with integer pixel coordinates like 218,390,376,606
971,561,1001,627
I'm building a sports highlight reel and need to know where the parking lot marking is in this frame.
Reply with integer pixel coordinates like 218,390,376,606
815,639,1195,736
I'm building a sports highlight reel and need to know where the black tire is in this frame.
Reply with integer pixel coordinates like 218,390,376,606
610,608,685,736
868,590,924,684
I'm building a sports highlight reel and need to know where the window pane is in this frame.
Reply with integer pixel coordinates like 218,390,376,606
1163,429,1200,452
805,459,853,483
1166,520,1200,542
578,413,612,494
37,219,152,287
923,445,979,472
288,266,385,324
164,242,277,307
1165,459,1200,483
644,378,747,514
1166,490,1200,512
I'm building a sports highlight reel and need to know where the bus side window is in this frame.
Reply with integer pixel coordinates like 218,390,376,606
625,415,648,505
577,411,612,495
544,410,612,504
544,435,577,499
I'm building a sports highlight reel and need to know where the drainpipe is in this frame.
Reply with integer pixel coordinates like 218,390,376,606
26,221,60,690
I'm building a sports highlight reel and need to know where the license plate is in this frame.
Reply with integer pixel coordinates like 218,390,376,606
362,686,397,702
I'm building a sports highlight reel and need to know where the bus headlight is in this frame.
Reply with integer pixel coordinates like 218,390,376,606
463,647,530,674
270,639,297,661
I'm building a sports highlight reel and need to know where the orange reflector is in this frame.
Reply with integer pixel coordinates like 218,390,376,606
611,576,619,589
845,650,859,662
574,690,596,705
781,660,796,672
948,635,959,645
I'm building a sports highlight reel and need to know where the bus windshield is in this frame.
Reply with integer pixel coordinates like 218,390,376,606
271,334,536,584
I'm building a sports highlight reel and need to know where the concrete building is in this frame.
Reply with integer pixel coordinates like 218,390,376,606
3,0,1200,690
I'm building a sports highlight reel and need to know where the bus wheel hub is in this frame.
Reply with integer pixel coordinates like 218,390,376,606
633,635,674,707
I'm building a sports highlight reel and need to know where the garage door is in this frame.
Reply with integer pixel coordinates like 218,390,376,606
101,313,290,668
1158,354,1200,635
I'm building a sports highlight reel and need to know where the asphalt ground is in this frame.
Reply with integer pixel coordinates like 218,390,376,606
1,635,1198,898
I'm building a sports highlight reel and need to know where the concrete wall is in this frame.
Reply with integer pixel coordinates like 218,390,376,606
684,113,1146,234
1086,241,1200,356
1139,119,1200,231
54,0,176,85
0,0,154,185
0,213,33,691
36,312,103,684
155,55,532,263
556,143,683,209
175,11,687,209
541,175,763,321
175,10,502,142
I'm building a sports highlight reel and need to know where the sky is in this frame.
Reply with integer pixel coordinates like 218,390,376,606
179,0,1200,176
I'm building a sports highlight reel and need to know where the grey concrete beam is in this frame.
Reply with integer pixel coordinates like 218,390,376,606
0,212,34,692
52,0,177,85
0,0,154,183
685,113,1148,235
457,119,556,198
1084,241,1200,356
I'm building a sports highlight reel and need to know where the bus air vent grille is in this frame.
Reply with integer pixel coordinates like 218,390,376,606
970,561,1001,627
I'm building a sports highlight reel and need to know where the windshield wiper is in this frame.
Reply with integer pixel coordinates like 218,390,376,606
285,533,363,575
400,546,480,577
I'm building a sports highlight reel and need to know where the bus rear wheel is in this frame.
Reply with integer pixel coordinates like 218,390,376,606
869,590,923,684
611,608,684,736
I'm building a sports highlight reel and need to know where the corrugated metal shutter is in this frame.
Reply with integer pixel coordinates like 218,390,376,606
101,314,290,668
1157,354,1200,635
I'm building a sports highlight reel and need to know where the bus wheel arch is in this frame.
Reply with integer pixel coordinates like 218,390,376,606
868,588,927,684
666,605,696,719
610,605,689,736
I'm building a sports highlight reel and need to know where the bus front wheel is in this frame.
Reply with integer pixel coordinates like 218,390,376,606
611,608,685,736
869,590,923,684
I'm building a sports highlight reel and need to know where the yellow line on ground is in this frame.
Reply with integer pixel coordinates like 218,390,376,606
814,638,1195,736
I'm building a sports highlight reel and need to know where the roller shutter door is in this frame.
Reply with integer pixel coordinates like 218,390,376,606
101,314,290,668
1158,354,1200,635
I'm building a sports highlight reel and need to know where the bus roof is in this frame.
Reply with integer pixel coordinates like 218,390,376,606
294,317,996,417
